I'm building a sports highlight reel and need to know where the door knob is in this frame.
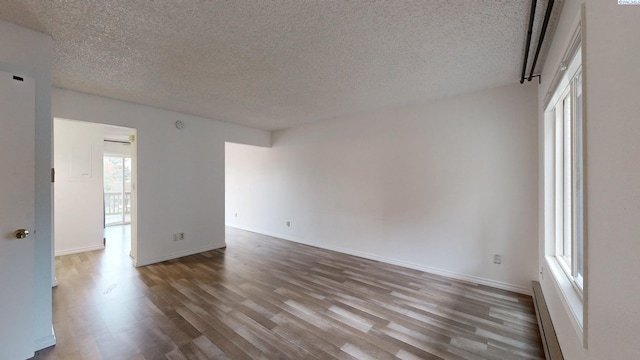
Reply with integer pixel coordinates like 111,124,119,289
15,229,29,239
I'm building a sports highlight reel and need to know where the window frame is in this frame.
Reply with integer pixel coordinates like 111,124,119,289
552,63,584,295
542,11,587,345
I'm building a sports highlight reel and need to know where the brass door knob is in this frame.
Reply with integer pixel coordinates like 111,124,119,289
15,229,29,239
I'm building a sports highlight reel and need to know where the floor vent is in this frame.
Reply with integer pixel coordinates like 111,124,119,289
532,281,564,360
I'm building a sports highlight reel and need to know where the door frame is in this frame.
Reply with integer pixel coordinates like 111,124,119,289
52,119,138,265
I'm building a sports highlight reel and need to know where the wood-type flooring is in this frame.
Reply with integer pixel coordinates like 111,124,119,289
33,226,544,359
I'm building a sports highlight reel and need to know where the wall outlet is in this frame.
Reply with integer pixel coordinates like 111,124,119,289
493,254,502,264
173,233,185,241
286,221,290,227
235,213,238,217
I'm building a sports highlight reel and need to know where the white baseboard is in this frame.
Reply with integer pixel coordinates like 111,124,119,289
34,325,56,351
54,244,105,257
229,225,531,295
134,242,226,267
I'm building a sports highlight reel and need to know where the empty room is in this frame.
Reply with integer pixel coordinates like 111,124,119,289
0,1,638,359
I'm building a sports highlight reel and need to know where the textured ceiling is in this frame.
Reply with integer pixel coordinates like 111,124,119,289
0,1,560,131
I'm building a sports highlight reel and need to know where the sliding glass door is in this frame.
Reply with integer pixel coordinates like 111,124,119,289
104,155,132,226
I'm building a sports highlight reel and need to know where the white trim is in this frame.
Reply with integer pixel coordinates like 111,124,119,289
54,244,105,257
134,242,226,267
230,225,531,295
33,325,56,351
541,7,587,347
545,256,584,344
539,3,589,349
543,11,583,109
546,48,582,112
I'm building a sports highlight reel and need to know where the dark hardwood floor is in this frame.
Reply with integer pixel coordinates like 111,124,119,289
34,226,544,359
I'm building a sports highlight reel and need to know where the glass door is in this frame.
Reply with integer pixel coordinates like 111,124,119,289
104,155,132,226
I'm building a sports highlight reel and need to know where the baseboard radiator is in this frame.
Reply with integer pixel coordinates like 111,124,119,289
532,281,564,360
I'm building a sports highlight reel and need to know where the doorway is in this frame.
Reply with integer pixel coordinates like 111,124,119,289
102,130,135,257
53,119,137,265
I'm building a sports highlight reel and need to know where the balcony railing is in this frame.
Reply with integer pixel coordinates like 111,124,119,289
104,192,131,216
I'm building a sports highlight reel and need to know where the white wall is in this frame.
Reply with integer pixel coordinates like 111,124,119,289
0,20,55,352
226,82,539,293
538,1,640,359
53,88,270,266
54,119,105,256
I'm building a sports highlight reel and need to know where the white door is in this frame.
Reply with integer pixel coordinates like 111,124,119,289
0,71,36,359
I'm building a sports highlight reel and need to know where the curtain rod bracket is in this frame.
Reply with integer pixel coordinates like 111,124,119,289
530,74,542,84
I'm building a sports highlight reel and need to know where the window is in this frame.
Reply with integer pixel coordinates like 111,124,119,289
543,13,585,345
552,62,584,293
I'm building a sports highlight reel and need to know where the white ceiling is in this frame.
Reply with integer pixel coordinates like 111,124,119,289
0,1,560,131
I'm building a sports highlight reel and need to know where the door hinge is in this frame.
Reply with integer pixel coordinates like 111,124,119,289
51,168,55,183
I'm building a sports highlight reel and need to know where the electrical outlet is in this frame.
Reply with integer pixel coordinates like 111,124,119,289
493,254,502,264
235,213,238,217
286,221,290,227
173,233,185,241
